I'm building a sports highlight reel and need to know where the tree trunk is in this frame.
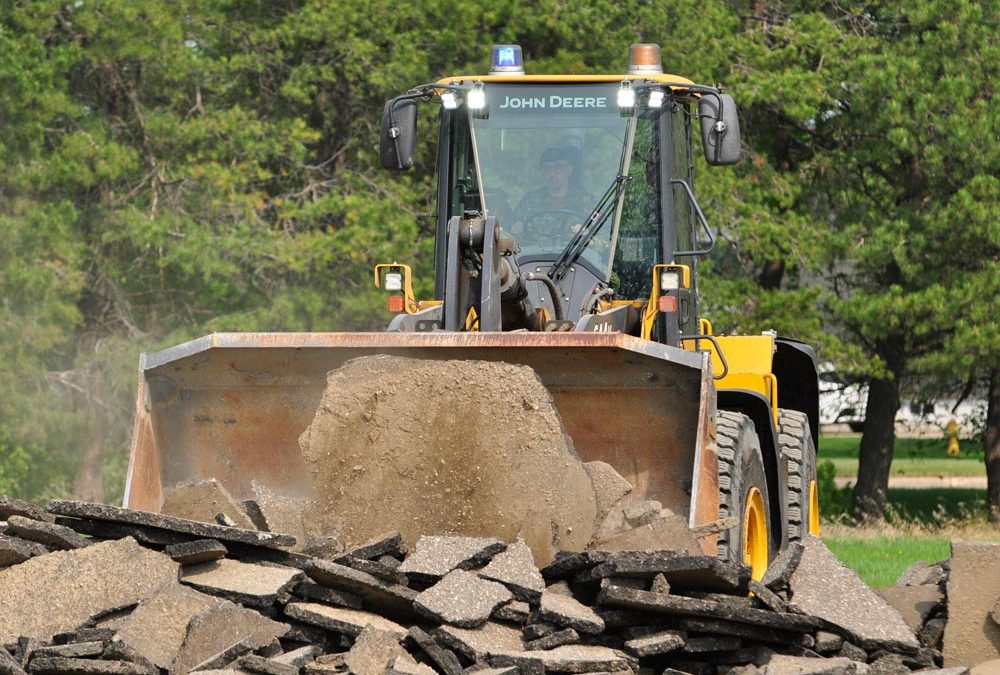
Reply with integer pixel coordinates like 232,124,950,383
986,368,1000,525
852,376,901,522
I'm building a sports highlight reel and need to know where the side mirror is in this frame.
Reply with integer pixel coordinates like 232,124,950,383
699,93,741,166
380,98,418,170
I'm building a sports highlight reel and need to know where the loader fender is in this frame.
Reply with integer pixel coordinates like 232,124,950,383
773,338,820,451
717,388,788,552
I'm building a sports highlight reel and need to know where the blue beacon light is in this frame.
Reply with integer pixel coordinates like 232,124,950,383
489,45,524,75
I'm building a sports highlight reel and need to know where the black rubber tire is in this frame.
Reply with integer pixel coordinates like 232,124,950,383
716,410,774,566
779,409,819,541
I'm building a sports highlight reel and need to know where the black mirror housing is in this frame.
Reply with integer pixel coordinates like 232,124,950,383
699,93,741,166
380,98,418,170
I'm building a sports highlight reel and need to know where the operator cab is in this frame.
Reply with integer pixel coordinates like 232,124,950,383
379,44,741,345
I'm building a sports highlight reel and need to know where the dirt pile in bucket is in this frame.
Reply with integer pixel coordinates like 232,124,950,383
297,356,600,562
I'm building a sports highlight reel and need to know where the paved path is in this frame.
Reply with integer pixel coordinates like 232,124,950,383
834,475,987,489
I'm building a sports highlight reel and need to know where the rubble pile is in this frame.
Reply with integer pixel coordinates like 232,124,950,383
0,494,984,675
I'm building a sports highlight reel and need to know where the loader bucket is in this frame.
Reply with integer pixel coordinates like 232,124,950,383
124,332,719,549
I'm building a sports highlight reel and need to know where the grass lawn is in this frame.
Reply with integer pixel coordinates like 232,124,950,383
823,535,951,588
819,435,984,477
818,485,997,587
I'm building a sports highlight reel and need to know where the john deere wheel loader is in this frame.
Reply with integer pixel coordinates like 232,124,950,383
123,44,821,579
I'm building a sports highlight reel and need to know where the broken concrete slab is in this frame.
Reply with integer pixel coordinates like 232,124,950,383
335,555,407,585
292,580,363,610
434,622,525,661
0,645,25,675
583,461,633,523
488,644,632,672
45,501,295,550
25,657,153,674
897,560,947,588
164,539,227,566
538,591,605,635
748,579,787,614
338,532,404,561
875,585,943,633
0,534,46,566
386,656,436,675
577,554,742,593
249,482,307,544
186,636,255,672
524,627,579,651
283,602,407,639
761,541,803,591
405,626,463,675
112,581,224,670
51,628,115,646
5,516,89,550
494,600,530,624
477,539,544,602
814,631,844,654
0,537,178,644
397,535,506,582
271,646,321,668
652,615,812,647
343,624,411,675
624,629,684,657
597,584,821,633
30,641,106,659
181,558,303,609
161,479,256,531
237,654,299,675
761,654,868,674
298,357,600,564
170,604,288,674
789,536,919,653
943,540,1000,667
0,496,53,523
303,558,418,620
540,550,614,581
651,572,671,594
414,570,513,628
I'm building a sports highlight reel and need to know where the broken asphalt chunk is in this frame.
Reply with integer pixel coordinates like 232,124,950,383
5,516,89,551
0,537,178,644
538,591,605,635
164,539,227,566
283,602,407,639
478,539,545,602
415,569,513,628
181,558,303,610
597,584,821,633
303,558,418,620
45,500,295,550
789,536,919,653
397,535,506,583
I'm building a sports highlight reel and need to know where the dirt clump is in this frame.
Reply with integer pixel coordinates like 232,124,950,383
298,356,599,563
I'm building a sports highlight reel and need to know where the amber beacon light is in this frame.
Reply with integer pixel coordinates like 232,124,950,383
628,43,663,75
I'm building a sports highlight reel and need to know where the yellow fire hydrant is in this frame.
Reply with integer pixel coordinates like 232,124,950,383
946,418,960,456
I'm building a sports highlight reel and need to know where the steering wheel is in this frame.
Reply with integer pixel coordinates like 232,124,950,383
512,209,590,250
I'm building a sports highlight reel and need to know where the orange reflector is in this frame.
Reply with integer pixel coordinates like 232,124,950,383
629,43,662,74
658,294,678,313
386,295,405,313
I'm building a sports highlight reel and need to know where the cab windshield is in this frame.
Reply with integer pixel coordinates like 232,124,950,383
469,83,650,281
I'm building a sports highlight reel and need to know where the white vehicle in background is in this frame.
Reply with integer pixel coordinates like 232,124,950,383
818,365,986,437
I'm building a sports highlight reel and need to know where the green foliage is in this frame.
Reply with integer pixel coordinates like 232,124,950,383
818,460,854,516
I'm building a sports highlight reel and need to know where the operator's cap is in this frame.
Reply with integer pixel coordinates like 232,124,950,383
539,147,574,165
